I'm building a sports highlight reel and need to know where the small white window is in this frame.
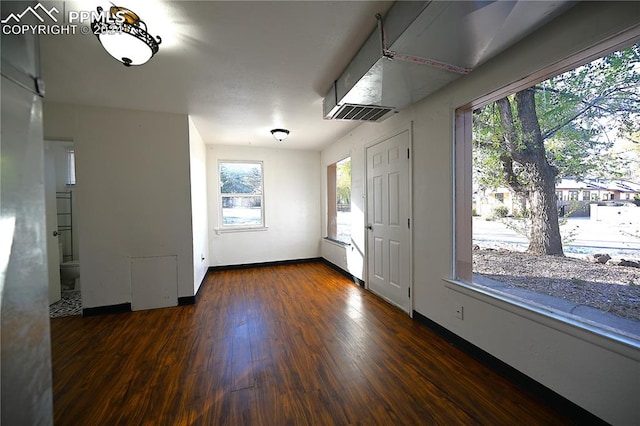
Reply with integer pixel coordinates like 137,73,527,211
219,161,264,228
67,149,76,186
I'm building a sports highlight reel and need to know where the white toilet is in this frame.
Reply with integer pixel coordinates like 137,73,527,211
59,244,80,290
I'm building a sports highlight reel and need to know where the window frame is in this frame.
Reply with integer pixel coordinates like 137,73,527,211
218,160,265,231
66,148,76,186
452,33,640,348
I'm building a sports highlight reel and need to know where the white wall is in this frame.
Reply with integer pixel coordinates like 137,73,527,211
207,145,320,266
43,103,195,308
188,118,209,294
320,3,640,424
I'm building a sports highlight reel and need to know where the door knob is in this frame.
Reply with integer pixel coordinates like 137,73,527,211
366,224,373,230
53,230,59,237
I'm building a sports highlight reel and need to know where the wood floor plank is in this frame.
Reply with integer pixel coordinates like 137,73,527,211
51,262,578,425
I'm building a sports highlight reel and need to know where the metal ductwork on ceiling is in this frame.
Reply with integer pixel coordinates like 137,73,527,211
323,0,574,122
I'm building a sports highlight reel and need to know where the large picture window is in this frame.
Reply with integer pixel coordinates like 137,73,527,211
455,41,640,343
327,157,352,244
219,161,264,228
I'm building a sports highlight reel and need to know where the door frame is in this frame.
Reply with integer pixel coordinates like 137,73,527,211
364,122,413,316
45,141,62,304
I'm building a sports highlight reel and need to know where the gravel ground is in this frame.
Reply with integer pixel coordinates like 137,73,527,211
473,249,640,321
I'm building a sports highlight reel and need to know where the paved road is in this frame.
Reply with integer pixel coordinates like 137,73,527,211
473,216,640,259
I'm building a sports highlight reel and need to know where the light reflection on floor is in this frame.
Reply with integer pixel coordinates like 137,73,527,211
346,286,363,320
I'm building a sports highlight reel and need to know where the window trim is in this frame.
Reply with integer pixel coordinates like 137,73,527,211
218,160,265,231
453,31,640,350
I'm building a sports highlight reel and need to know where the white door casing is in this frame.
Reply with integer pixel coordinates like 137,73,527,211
366,129,411,314
45,142,61,304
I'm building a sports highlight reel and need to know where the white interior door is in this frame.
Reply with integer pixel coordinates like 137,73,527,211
45,143,61,304
366,130,411,313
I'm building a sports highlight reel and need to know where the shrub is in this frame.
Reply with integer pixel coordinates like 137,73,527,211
491,205,509,218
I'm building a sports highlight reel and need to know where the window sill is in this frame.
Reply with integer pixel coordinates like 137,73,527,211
323,237,351,247
215,226,268,235
444,277,640,355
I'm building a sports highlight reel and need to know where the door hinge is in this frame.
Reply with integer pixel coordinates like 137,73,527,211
408,288,411,298
408,218,410,228
407,148,410,159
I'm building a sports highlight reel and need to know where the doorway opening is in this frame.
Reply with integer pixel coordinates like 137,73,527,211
46,140,82,318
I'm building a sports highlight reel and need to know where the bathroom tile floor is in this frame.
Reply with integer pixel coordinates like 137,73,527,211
50,290,81,318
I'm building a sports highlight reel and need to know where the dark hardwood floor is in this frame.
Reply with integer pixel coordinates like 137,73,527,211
51,262,576,425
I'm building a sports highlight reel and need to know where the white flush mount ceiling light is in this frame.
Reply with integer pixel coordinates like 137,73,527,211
91,6,162,67
270,129,290,142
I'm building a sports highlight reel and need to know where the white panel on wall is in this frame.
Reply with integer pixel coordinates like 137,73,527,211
131,255,178,311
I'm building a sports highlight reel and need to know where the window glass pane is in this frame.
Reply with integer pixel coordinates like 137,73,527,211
67,149,76,185
336,157,352,244
222,196,262,226
467,42,640,341
219,161,264,228
220,162,262,195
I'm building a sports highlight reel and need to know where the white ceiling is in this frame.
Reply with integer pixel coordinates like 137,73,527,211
40,0,394,150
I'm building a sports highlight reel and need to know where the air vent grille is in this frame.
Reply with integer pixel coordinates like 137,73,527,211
332,104,395,122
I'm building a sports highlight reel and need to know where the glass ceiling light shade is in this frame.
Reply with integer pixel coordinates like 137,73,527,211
91,6,162,67
270,129,290,142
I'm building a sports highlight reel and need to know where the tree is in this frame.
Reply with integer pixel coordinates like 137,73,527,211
220,163,262,194
474,43,640,255
615,132,640,180
336,158,351,206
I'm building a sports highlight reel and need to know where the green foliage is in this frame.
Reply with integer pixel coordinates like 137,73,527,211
491,205,509,218
474,43,640,191
634,195,640,207
336,158,351,205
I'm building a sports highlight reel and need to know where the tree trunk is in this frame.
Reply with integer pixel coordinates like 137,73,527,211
496,89,565,256
525,164,564,255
